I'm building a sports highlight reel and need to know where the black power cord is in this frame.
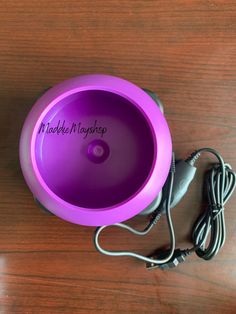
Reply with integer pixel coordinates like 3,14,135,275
94,148,236,270
189,148,235,260
94,153,176,266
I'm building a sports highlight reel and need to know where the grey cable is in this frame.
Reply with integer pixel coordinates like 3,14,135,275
94,154,176,264
94,148,236,267
187,148,236,260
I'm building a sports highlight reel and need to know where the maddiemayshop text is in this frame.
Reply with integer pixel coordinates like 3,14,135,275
38,120,107,139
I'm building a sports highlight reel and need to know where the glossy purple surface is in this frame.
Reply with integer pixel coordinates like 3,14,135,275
35,90,154,209
20,74,172,226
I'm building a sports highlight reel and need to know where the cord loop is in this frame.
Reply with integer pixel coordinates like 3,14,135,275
210,203,224,220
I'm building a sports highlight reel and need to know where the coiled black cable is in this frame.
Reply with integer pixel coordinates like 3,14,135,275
189,149,236,260
94,148,236,269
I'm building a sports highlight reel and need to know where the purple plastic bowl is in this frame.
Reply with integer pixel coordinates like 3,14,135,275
19,74,172,226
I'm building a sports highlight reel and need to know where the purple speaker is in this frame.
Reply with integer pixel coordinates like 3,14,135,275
20,74,172,226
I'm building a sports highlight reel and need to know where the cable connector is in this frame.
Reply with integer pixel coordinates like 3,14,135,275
146,249,191,270
150,213,162,225
185,151,201,166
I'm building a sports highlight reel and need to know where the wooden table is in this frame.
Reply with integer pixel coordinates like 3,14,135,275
0,1,236,313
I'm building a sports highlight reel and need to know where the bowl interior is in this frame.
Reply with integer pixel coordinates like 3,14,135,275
35,90,155,209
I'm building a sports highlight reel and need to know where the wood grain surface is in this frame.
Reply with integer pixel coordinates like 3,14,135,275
0,0,236,313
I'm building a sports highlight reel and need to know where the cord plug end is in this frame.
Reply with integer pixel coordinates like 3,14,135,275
185,151,201,166
146,249,190,270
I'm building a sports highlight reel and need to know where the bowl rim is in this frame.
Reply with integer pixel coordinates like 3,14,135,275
19,74,172,226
